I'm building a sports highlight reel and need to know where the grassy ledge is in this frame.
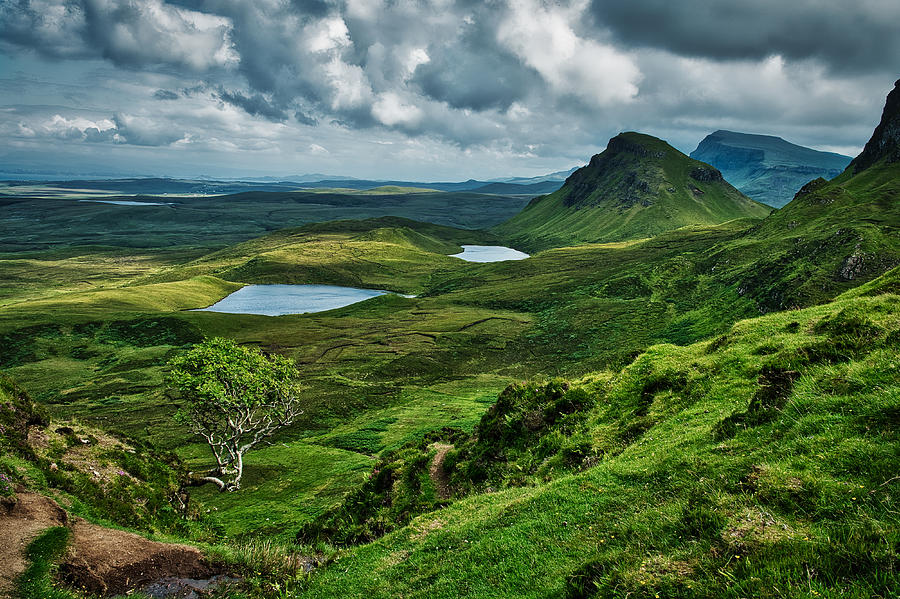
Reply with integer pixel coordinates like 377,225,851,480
17,527,76,599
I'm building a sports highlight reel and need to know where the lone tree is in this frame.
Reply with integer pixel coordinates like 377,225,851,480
167,337,303,492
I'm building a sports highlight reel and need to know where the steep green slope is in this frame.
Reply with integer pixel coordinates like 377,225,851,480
712,80,900,313
494,132,771,252
0,373,194,536
301,279,900,599
690,130,851,208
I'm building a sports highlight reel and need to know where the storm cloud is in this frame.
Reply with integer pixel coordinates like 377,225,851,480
217,88,289,122
0,0,896,179
589,0,900,73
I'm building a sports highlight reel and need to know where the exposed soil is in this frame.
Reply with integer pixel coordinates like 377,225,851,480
60,517,215,596
0,491,68,598
0,491,218,598
429,443,453,500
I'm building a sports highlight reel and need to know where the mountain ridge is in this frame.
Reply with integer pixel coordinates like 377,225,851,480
495,131,771,251
690,130,852,208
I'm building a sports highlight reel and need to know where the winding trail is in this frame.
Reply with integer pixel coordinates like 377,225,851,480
429,443,454,500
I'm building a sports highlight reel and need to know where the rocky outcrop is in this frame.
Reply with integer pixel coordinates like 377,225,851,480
850,79,900,173
604,135,650,157
690,166,724,183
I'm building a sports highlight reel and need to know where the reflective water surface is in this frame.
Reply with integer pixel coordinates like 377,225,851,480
451,245,529,262
196,284,395,316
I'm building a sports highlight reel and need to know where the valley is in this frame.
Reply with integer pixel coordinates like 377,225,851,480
1,81,899,599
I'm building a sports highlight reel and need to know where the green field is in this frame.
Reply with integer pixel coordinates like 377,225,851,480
0,187,529,251
1,148,898,597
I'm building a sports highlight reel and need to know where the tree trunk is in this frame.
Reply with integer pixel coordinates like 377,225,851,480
230,451,244,491
183,473,227,491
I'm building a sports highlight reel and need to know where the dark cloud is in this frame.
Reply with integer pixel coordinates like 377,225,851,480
294,110,317,126
153,89,180,100
411,19,538,111
1,0,897,178
288,0,330,18
217,89,288,122
590,0,900,72
0,0,93,60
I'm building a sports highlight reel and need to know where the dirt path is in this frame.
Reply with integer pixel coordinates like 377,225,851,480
429,443,454,500
0,492,68,598
61,516,214,596
0,491,215,597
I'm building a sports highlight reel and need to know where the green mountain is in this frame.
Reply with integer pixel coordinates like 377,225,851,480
690,130,852,208
495,132,771,252
713,80,900,313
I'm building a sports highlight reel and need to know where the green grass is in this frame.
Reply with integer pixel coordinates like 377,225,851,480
186,442,374,542
17,527,77,599
0,219,540,541
136,216,498,294
179,377,511,541
2,207,895,548
0,246,202,305
298,288,900,598
0,276,242,331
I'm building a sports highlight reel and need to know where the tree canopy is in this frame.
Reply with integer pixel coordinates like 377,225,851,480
167,337,303,491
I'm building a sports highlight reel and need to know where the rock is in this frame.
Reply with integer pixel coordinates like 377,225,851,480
690,166,724,182
838,250,866,281
850,79,900,172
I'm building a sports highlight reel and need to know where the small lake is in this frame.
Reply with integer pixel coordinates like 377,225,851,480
196,284,398,316
78,199,172,206
451,245,529,262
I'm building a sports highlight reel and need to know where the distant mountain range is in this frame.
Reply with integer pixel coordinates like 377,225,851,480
690,130,851,208
0,171,570,197
494,132,771,251
487,167,581,185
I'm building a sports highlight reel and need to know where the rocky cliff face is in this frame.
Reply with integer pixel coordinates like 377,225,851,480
690,130,851,208
850,79,900,173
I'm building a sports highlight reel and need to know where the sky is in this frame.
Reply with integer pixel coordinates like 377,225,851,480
0,0,897,181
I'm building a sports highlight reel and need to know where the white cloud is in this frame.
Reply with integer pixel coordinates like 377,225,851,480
497,0,642,106
0,0,894,179
372,92,423,127
306,17,352,54
324,58,374,110
1,0,238,71
39,114,119,141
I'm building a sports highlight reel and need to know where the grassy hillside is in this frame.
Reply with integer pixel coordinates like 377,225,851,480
0,373,197,536
690,130,851,208
708,156,900,315
494,132,771,252
137,216,497,293
0,218,543,542
299,276,900,598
